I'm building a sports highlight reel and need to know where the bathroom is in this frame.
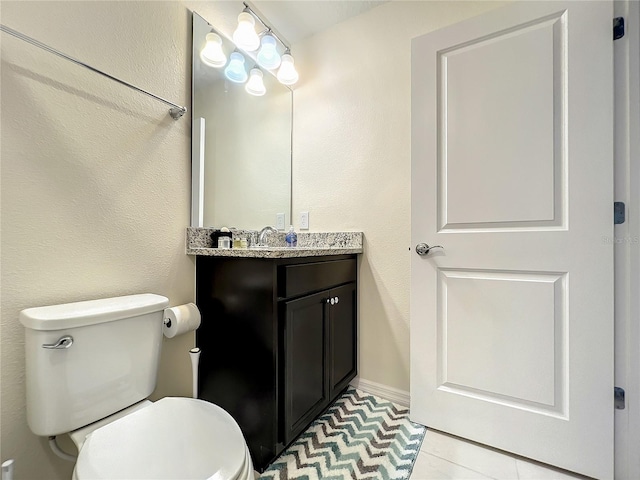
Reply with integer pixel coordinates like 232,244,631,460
2,1,639,479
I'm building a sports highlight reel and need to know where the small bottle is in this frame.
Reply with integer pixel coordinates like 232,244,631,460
285,225,297,247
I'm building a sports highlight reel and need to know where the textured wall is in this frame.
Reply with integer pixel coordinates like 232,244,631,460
0,2,197,478
291,1,504,392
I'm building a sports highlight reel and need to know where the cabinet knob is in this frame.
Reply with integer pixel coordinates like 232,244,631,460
330,297,335,305
334,296,339,304
326,298,331,304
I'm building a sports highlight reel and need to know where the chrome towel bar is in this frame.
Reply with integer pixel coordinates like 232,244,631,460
1,24,187,119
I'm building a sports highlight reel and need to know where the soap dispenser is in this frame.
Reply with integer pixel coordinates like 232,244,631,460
285,225,297,247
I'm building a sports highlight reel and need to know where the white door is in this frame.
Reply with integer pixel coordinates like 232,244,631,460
410,2,614,479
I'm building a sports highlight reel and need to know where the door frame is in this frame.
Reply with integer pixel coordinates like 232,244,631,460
614,1,640,479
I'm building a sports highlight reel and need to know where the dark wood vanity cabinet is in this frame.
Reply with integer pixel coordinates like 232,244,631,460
195,254,357,471
283,281,356,443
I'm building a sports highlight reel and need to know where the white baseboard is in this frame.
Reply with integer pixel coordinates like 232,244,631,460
349,377,410,407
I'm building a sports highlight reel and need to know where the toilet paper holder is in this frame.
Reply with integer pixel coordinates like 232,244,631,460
162,303,201,339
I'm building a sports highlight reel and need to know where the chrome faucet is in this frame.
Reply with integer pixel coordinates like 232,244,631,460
258,226,278,246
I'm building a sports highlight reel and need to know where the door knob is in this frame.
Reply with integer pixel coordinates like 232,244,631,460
416,243,444,256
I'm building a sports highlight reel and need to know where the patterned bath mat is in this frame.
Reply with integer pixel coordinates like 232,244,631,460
258,387,426,480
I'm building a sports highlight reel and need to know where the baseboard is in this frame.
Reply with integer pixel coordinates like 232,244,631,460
349,377,410,407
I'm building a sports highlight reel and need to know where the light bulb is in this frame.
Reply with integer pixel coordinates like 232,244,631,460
200,33,227,68
277,53,299,86
245,68,266,96
233,12,260,52
224,52,248,83
256,34,281,70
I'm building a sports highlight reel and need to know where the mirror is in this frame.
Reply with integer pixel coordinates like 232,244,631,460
191,12,292,229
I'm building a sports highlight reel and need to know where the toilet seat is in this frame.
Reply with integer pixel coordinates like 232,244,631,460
73,397,253,480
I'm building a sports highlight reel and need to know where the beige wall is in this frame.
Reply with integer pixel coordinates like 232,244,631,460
1,2,198,478
0,1,504,478
291,1,504,392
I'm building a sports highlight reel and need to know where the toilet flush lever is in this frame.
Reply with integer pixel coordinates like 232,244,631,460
42,335,73,349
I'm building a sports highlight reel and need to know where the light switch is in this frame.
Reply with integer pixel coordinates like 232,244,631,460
300,211,309,230
276,213,285,230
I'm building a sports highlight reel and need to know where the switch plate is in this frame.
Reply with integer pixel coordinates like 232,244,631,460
276,213,285,231
300,211,309,230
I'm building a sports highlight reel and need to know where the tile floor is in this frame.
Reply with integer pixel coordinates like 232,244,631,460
409,430,587,480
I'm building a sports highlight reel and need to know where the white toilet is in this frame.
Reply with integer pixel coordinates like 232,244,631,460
20,294,254,480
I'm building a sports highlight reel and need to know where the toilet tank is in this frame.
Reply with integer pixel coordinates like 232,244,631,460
19,294,169,436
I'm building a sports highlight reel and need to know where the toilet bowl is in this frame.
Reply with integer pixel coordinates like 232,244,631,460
19,294,254,480
72,398,253,480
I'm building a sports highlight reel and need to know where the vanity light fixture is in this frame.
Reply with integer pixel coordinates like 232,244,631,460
233,11,260,52
235,2,299,86
256,33,281,70
224,52,248,83
200,3,300,89
200,32,227,68
276,51,299,86
245,68,266,96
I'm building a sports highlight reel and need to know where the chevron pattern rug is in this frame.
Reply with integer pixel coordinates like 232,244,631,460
258,387,426,480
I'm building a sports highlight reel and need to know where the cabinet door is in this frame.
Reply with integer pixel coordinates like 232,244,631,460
283,291,328,443
329,283,357,399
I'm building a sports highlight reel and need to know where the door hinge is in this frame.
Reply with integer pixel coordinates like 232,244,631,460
615,387,625,410
614,17,625,40
614,202,626,224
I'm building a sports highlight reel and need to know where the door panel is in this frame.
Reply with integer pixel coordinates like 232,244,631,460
411,2,613,478
441,13,563,228
438,269,565,413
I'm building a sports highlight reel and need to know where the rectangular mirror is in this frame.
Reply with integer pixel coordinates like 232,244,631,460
191,11,292,229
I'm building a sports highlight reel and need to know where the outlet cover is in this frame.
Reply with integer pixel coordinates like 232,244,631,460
300,211,309,230
276,213,285,230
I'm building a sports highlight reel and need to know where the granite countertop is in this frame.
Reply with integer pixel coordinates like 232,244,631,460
187,228,363,258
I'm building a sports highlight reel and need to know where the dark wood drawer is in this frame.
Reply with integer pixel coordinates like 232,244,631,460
280,259,356,298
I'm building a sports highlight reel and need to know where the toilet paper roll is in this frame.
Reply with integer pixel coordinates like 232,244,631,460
163,303,201,338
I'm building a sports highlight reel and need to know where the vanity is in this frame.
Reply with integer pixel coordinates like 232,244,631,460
189,11,363,471
189,231,362,470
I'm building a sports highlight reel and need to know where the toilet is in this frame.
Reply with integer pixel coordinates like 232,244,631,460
20,294,254,480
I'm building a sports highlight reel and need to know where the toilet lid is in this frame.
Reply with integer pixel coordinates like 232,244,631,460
74,397,249,480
